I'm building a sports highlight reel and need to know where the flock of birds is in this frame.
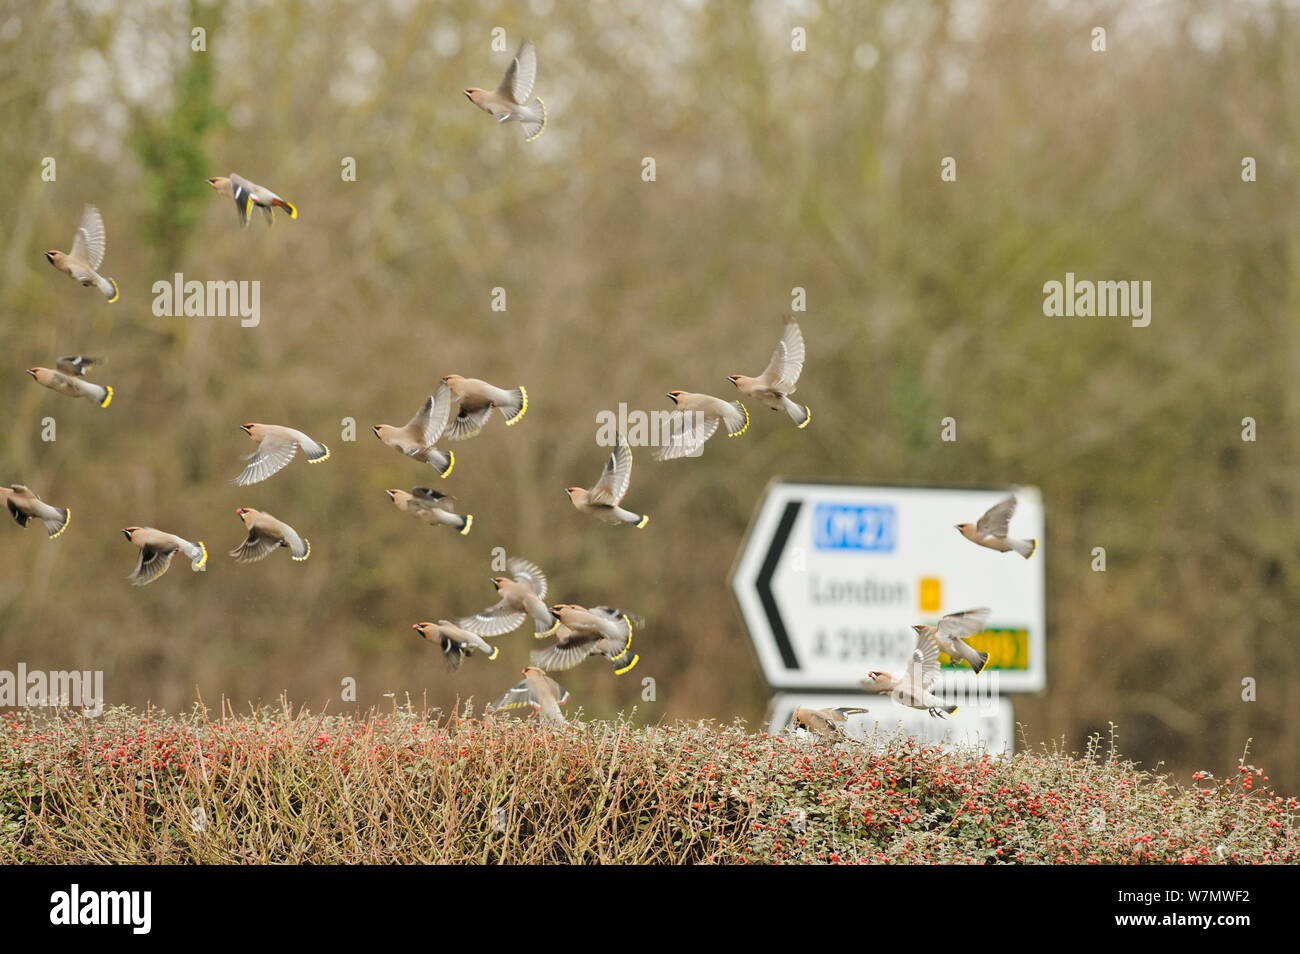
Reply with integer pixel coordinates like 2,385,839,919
14,37,1036,731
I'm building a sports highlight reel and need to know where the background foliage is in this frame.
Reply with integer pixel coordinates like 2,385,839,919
1,0,1296,792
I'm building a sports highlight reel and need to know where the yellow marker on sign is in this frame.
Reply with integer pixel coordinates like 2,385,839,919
919,577,941,613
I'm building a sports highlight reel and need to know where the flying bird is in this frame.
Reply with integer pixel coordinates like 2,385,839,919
565,435,648,528
206,174,297,227
789,706,869,742
860,628,958,719
531,606,639,674
413,621,499,670
440,375,528,439
915,607,992,674
44,204,118,301
385,488,472,535
728,316,810,428
488,667,569,725
372,384,455,477
228,508,310,563
457,556,558,638
234,423,330,485
2,485,69,538
26,357,113,408
653,391,749,461
956,495,1037,559
121,527,207,586
464,37,546,141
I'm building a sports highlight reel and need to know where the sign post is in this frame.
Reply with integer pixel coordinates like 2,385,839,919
730,481,1045,745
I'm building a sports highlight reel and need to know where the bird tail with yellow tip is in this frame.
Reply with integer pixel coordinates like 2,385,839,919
292,539,311,562
458,514,473,536
783,396,810,428
725,401,749,437
612,651,639,675
1009,538,1037,559
46,507,70,539
522,97,546,142
185,540,208,572
500,386,528,425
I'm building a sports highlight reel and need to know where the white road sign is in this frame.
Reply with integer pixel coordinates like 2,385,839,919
730,481,1046,691
767,693,1015,753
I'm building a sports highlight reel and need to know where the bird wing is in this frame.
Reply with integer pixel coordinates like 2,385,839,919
587,438,633,506
975,495,1017,537
490,680,536,712
653,410,720,461
457,601,527,637
406,383,453,446
229,528,278,563
411,487,457,512
936,607,991,642
447,403,493,441
236,433,299,485
5,496,29,527
70,205,107,270
56,355,101,376
530,632,603,672
905,630,943,690
508,557,548,599
761,317,806,392
130,544,177,586
496,37,537,104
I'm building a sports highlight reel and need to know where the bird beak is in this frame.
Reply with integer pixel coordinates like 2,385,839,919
464,89,474,98
240,424,252,433
43,251,55,263
371,426,381,436
25,369,37,377
385,489,396,500
412,624,422,634
120,529,132,540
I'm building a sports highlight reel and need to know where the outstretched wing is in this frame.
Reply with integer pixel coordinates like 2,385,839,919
905,629,943,690
447,404,493,441
129,545,177,586
236,435,299,486
975,496,1016,538
70,204,107,270
761,316,806,392
496,37,537,104
56,355,101,376
935,607,991,642
653,410,720,461
490,680,536,712
229,529,278,563
508,557,548,600
587,437,633,506
530,629,602,672
407,382,453,446
457,601,526,637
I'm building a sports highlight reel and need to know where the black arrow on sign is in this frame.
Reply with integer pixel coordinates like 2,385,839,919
756,500,801,669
